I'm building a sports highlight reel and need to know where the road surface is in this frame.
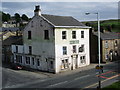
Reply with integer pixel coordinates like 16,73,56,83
2,60,120,89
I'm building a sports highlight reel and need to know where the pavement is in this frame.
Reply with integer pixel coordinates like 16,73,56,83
54,62,113,77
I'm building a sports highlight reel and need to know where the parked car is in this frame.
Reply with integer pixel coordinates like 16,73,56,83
11,63,23,70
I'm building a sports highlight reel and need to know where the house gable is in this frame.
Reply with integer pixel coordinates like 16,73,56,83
23,15,55,44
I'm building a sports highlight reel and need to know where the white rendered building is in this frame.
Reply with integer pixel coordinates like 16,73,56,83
12,5,91,73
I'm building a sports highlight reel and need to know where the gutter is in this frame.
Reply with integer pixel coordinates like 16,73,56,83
54,26,91,29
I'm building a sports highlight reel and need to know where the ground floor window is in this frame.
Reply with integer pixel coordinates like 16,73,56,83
105,54,109,60
26,57,30,64
16,55,22,63
32,57,34,65
114,51,118,56
80,56,86,64
61,59,69,70
19,56,22,63
50,61,54,69
37,59,40,66
105,51,109,60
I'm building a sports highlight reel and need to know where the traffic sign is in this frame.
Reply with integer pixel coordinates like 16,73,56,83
95,65,103,73
95,65,103,69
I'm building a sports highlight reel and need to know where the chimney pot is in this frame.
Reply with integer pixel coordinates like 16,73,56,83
34,5,41,16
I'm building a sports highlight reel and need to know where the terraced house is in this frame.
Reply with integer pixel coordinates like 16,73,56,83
90,31,120,63
12,5,91,73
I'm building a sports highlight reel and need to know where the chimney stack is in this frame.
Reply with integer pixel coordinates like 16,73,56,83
34,5,41,16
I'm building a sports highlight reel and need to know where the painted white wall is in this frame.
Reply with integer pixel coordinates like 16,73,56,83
55,28,90,73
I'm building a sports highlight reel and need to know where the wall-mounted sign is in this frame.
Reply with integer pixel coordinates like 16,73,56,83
70,40,79,44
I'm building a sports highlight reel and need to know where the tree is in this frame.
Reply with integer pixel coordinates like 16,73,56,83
100,26,104,33
85,22,91,26
14,13,21,23
0,11,2,22
2,12,7,22
111,24,115,29
6,13,11,20
21,14,28,21
2,12,11,22
107,25,112,32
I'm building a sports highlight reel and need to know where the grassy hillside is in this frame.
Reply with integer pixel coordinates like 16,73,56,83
82,19,120,32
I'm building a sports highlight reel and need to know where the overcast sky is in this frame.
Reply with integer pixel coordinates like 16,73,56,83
2,2,119,21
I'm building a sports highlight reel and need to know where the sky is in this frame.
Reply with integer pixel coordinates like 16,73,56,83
1,1,119,21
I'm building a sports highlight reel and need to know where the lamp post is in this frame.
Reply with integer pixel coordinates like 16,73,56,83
85,12,101,89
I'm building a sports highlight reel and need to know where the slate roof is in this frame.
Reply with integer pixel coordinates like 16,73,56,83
93,32,120,40
42,14,86,27
2,27,20,32
3,36,23,45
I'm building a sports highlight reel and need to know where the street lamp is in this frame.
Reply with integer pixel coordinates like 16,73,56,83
85,12,101,89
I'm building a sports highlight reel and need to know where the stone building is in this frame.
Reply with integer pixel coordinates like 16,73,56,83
90,31,120,63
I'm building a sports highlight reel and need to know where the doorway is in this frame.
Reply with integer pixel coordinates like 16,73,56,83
71,55,78,70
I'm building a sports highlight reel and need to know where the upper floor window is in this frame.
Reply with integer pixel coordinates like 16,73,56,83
81,31,84,38
79,44,84,52
62,31,66,39
28,31,31,39
115,40,118,46
72,31,76,39
16,46,18,53
73,45,76,53
105,41,108,48
63,46,67,55
29,46,32,54
44,30,49,40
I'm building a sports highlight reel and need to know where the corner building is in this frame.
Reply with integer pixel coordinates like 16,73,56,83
12,5,91,73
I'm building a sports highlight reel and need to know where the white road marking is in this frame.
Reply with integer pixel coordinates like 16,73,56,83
5,79,47,88
48,81,68,87
74,75,90,80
